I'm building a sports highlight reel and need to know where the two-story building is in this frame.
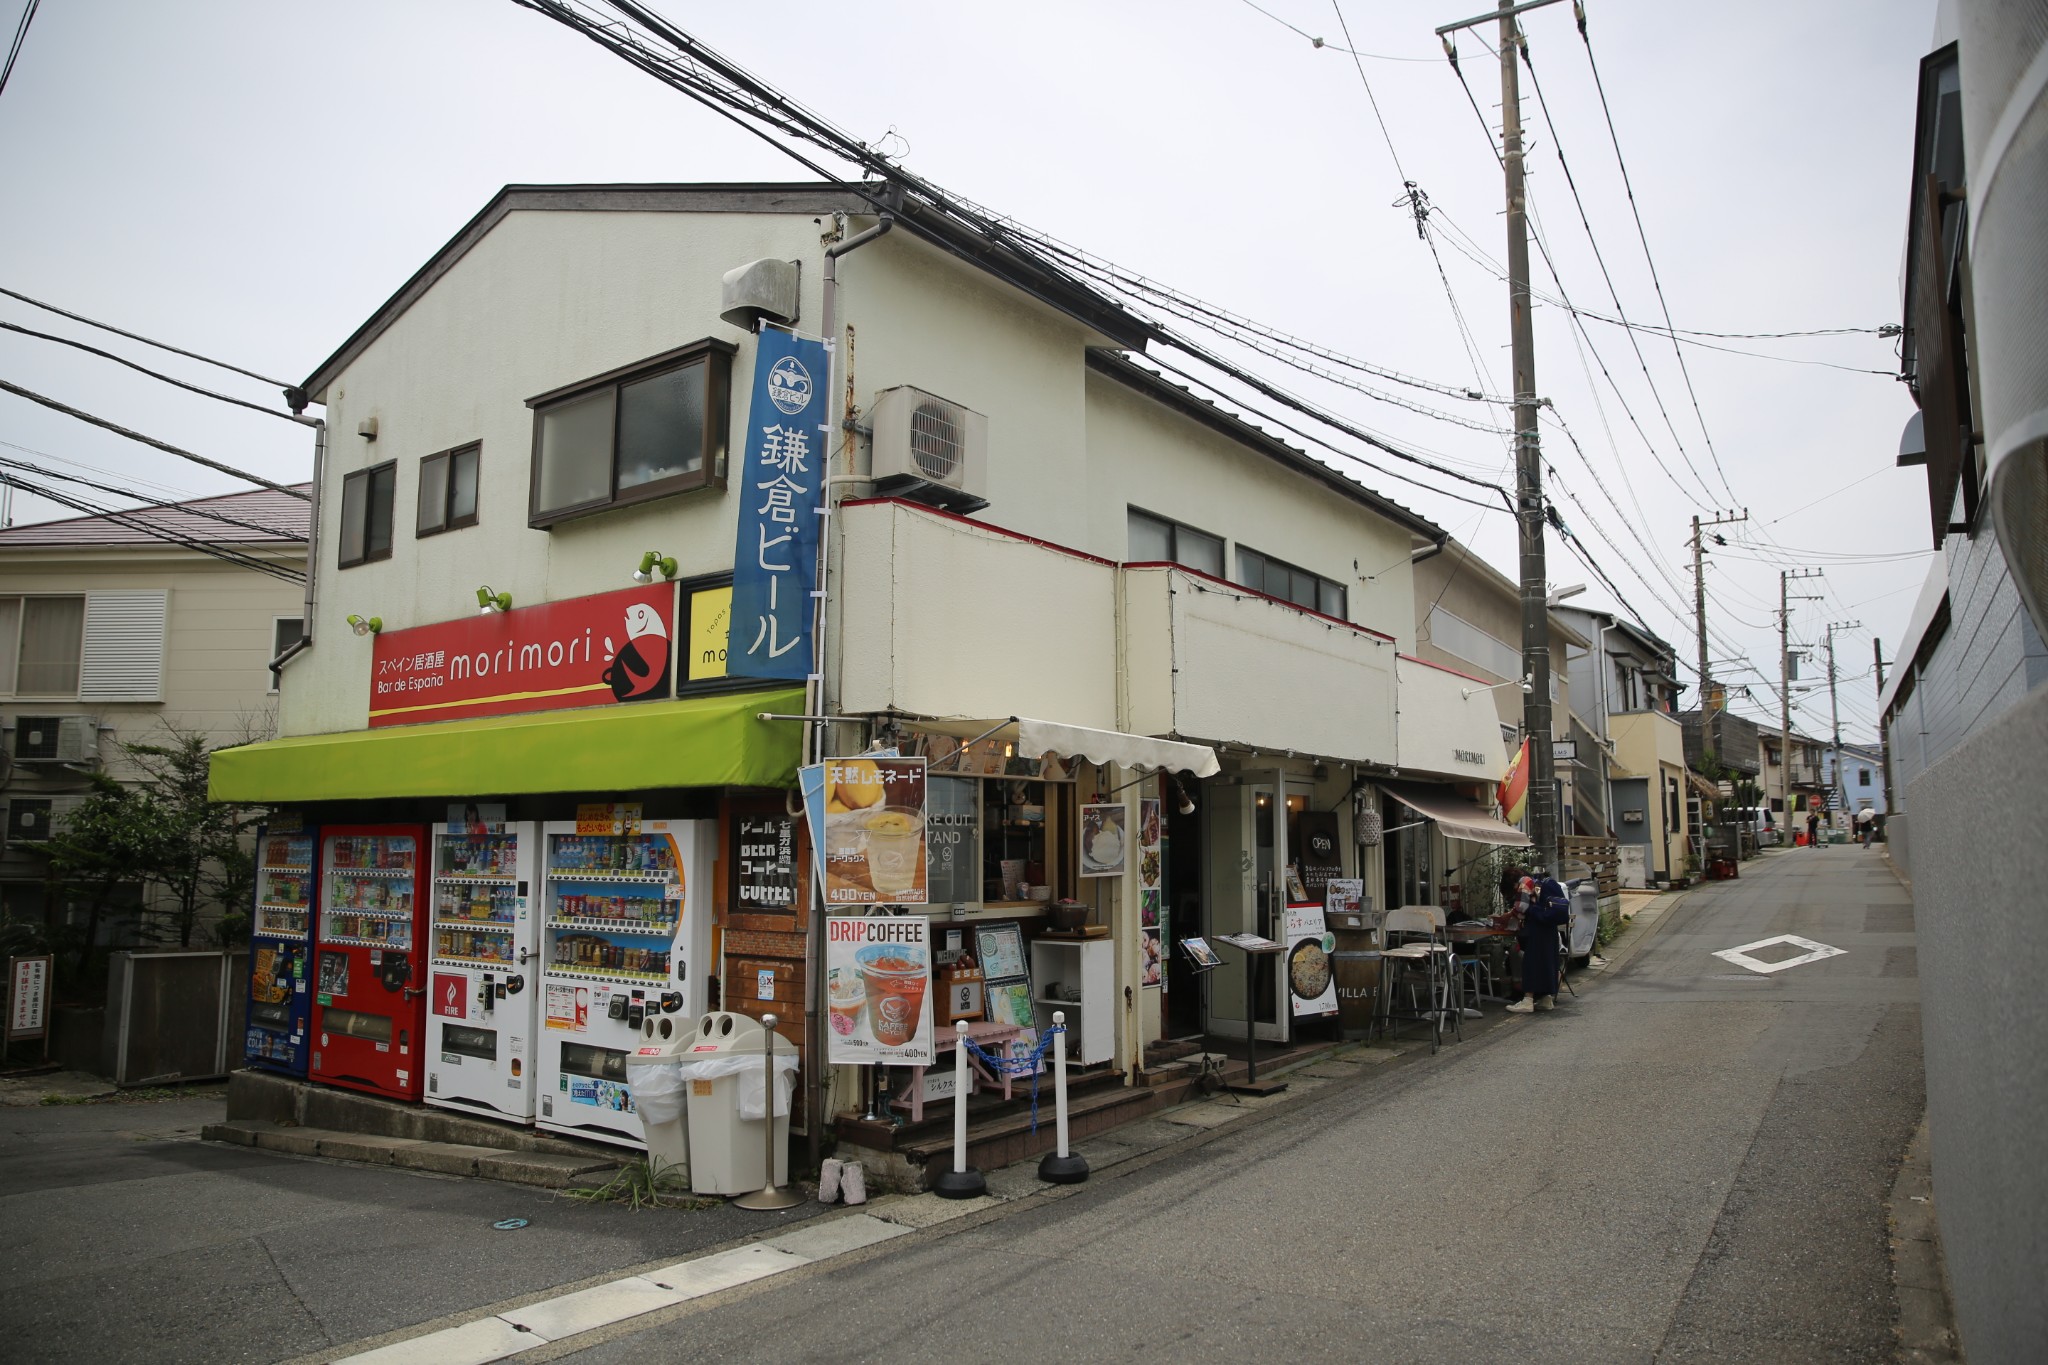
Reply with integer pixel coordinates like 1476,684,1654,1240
1,486,309,942
210,182,1522,1150
1555,605,1691,887
1753,721,1831,838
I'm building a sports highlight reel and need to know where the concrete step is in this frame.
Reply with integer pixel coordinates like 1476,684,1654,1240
202,1118,625,1189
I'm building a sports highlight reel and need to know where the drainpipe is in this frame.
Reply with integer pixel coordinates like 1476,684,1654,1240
267,416,325,687
805,205,894,1170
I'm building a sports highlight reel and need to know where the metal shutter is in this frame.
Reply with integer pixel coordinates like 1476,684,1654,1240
78,590,169,702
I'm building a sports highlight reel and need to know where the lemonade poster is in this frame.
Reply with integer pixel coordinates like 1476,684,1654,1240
808,757,929,905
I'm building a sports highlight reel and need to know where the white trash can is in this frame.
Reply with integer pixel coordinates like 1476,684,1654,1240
624,1012,694,1186
676,1012,798,1197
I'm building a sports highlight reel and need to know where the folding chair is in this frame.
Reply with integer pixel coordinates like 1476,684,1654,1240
1379,906,1457,1051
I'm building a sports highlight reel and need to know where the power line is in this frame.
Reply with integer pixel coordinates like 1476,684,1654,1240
0,283,293,390
0,0,38,101
1515,34,1727,507
0,321,312,425
1551,16,1739,505
0,455,306,541
0,379,310,497
1236,0,1436,61
0,469,305,583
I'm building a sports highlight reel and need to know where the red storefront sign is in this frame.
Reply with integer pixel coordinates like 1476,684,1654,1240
368,584,676,728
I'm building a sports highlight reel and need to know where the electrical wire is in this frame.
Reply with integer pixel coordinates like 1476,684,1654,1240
1517,34,1727,507
0,283,292,390
0,321,312,425
0,470,305,583
0,379,310,497
0,455,306,541
1236,0,1436,61
0,0,38,100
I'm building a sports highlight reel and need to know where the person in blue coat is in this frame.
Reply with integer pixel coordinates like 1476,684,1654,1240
1506,869,1568,1013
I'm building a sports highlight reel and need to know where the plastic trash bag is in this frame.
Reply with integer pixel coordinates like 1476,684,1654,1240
673,1053,802,1119
625,1058,687,1126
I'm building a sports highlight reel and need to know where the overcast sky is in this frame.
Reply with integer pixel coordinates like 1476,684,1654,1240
0,0,1936,745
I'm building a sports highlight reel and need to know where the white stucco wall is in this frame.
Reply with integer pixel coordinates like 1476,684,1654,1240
286,208,827,737
1393,654,1514,783
835,499,1118,728
1083,372,1420,648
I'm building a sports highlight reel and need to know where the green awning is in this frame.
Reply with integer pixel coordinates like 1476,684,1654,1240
210,686,807,804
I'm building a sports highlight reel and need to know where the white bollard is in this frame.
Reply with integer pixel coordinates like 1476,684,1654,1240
1038,1010,1088,1183
932,1019,987,1199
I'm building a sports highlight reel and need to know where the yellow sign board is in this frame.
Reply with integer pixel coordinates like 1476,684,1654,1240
688,586,732,681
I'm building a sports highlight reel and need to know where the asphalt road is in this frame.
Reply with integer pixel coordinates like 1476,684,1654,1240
0,1095,812,1364
552,847,1924,1363
0,847,1923,1363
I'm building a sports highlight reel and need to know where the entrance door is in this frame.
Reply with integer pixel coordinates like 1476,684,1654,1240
1204,782,1287,1042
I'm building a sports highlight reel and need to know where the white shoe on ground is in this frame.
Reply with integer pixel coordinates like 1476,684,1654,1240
1535,995,1555,1011
1505,996,1535,1014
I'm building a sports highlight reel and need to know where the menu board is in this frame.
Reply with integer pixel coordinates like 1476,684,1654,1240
733,814,799,914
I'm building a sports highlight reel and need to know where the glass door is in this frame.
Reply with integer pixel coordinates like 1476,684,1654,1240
1204,782,1286,1042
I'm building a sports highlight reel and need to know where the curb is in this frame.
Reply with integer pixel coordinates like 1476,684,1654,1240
1889,1114,1962,1362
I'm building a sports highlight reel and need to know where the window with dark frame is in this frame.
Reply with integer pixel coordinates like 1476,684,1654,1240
1235,545,1347,619
527,339,734,527
269,617,304,692
1126,507,1224,577
417,443,480,538
338,462,396,568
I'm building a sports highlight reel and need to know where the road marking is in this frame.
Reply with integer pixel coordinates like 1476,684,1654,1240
1712,934,1847,975
330,1220,904,1365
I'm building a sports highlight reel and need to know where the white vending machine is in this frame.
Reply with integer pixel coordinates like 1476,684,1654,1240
534,816,708,1148
424,820,539,1123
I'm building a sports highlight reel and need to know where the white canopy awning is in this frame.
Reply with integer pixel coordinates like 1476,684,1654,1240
1382,780,1529,847
906,715,1221,778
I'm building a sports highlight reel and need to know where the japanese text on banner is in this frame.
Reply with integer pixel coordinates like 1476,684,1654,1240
727,326,830,681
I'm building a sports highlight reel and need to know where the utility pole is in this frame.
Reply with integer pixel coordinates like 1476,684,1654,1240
1437,0,1567,875
1690,510,1750,709
1779,569,1823,837
1874,637,1891,813
1823,620,1861,827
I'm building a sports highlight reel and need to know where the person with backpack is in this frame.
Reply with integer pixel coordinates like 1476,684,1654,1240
1505,868,1569,1013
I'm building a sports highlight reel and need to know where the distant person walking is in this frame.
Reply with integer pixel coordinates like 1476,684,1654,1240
1807,812,1821,848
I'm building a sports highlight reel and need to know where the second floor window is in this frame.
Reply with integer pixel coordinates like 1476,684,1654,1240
527,339,734,527
0,595,83,695
1859,767,1872,786
1126,507,1223,577
338,462,396,568
1238,545,1346,618
417,444,480,538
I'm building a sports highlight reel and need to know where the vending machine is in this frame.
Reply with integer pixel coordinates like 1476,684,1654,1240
534,817,708,1148
424,819,538,1123
244,825,317,1075
310,823,429,1100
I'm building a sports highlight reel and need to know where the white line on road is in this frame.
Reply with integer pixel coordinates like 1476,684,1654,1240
1711,934,1848,975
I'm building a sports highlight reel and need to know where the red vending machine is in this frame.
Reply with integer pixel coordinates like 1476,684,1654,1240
311,823,429,1100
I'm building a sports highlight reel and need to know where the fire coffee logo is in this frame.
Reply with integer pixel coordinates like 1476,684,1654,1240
601,602,672,702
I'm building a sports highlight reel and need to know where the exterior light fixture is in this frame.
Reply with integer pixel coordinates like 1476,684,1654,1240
346,614,382,636
1462,674,1534,701
632,551,679,584
476,586,512,615
1170,775,1197,816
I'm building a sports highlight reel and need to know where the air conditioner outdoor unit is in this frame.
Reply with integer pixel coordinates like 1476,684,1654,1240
868,386,989,513
6,796,86,843
12,715,99,765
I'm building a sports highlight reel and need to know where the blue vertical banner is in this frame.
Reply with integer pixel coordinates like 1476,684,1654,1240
727,326,831,680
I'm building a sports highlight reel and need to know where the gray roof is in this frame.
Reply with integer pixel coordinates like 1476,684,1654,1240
301,182,1167,402
0,484,310,548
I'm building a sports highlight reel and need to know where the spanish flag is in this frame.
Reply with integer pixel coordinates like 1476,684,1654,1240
1499,738,1530,826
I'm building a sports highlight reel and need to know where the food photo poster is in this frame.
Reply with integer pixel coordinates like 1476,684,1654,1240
824,915,935,1065
1080,803,1127,878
